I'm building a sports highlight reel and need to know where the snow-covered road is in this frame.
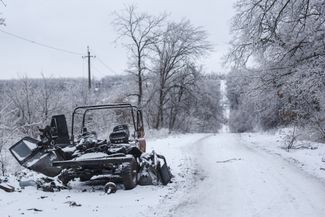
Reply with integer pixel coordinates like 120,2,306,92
160,133,325,217
2,133,325,217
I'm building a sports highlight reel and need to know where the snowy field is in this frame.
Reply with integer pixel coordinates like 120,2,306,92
1,132,325,217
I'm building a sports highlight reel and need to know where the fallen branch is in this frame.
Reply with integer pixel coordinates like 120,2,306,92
216,158,242,163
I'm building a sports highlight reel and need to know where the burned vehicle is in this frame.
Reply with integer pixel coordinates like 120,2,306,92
10,104,171,191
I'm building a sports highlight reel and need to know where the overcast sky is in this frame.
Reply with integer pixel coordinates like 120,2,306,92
0,0,237,80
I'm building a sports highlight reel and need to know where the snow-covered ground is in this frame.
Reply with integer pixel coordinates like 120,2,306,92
241,131,325,183
1,132,325,217
0,134,207,217
151,133,325,217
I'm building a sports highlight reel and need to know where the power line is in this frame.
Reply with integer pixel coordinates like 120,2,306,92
0,0,6,7
96,56,117,75
93,62,114,76
0,28,83,56
0,28,120,79
92,64,107,77
93,62,118,77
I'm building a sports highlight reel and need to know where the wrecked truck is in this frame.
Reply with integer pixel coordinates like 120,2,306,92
9,103,172,191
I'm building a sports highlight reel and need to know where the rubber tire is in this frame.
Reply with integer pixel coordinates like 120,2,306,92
104,182,117,194
122,158,138,190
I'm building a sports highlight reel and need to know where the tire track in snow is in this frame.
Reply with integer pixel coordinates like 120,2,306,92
162,134,214,215
155,133,325,217
138,134,213,217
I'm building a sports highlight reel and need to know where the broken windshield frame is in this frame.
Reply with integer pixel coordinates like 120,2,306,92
70,104,142,142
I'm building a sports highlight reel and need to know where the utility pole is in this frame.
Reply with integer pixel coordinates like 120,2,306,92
82,46,95,90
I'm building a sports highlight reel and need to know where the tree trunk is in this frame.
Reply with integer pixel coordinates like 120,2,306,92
138,69,143,107
155,87,164,129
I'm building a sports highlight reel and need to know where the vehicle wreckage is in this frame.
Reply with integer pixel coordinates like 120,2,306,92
9,103,172,192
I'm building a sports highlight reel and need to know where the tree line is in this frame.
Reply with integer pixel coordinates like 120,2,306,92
227,0,325,139
0,74,221,174
112,5,221,131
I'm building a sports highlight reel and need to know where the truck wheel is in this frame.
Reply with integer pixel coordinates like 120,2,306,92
104,182,117,194
122,158,138,190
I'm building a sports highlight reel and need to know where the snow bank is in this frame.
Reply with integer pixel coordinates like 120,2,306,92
241,131,325,182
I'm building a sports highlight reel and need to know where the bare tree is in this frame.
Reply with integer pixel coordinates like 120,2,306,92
35,74,63,122
228,0,325,71
227,0,325,136
0,95,19,176
151,20,211,129
167,63,199,130
113,5,166,107
5,77,43,137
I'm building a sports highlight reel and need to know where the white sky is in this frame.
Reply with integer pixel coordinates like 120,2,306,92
0,0,236,80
